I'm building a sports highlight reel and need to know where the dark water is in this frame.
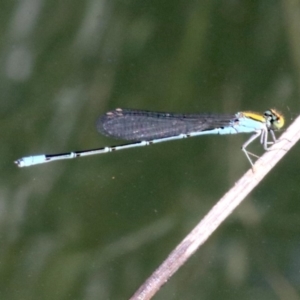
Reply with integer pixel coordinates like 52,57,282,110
1,1,300,299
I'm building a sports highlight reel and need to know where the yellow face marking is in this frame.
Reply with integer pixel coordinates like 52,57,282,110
269,108,285,129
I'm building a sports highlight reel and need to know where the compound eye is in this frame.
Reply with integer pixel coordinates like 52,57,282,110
264,110,271,118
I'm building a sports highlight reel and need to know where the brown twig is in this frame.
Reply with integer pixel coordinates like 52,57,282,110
130,115,300,300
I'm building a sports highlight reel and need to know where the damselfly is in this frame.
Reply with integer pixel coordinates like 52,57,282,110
15,108,284,168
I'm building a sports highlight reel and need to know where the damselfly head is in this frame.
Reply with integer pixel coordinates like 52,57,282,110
264,109,284,130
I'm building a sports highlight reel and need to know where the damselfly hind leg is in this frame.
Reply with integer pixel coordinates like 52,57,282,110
241,131,262,168
241,128,278,168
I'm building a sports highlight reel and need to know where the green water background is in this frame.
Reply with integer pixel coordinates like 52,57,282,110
1,1,300,299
